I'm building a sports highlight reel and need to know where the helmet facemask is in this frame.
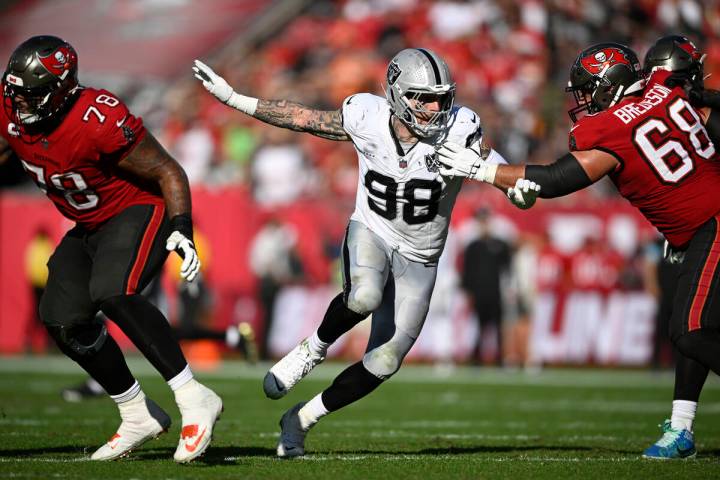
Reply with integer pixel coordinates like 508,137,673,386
3,36,79,130
385,48,456,138
394,87,455,137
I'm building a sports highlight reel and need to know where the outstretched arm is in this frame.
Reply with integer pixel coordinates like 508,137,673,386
437,141,617,198
193,60,349,141
253,100,349,141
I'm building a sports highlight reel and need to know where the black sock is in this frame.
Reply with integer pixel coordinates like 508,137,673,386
674,354,709,402
100,294,187,381
72,336,136,396
674,329,720,376
321,361,384,412
317,293,368,344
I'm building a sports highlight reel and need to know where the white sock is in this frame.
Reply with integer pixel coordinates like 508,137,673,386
308,332,329,356
671,400,697,432
167,364,194,391
298,393,329,430
110,380,141,404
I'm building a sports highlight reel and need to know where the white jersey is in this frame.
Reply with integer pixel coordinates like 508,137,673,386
342,93,505,263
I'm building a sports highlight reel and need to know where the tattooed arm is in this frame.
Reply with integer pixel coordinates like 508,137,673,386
192,59,349,141
252,100,349,141
117,131,191,218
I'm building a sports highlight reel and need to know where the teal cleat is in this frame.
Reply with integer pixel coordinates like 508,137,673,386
642,419,696,459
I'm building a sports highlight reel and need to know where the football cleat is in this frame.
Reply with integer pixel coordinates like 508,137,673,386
642,419,696,460
263,339,325,399
173,382,223,463
61,379,104,403
91,395,171,461
276,402,308,458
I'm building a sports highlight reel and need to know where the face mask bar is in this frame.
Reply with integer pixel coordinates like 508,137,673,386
4,82,54,125
400,87,456,136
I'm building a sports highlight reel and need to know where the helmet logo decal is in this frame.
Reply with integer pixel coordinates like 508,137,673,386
678,40,702,61
5,74,23,86
387,62,401,86
38,45,75,77
7,123,19,137
581,47,631,75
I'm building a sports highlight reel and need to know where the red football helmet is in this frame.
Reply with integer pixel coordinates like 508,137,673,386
566,42,643,122
3,35,79,127
644,35,705,90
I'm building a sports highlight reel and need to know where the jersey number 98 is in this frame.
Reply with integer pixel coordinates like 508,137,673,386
365,170,441,225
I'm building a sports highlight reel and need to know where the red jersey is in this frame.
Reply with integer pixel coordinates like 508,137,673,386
0,87,163,230
570,70,720,248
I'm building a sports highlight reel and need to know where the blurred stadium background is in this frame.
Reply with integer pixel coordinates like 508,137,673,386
1,0,720,372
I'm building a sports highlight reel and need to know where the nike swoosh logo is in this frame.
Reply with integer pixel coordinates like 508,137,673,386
184,426,207,452
273,374,285,392
116,116,127,127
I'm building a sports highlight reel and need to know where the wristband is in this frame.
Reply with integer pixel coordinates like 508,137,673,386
475,163,498,184
170,214,194,243
226,92,258,115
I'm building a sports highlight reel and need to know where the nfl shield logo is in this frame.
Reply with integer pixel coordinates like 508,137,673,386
399,158,407,168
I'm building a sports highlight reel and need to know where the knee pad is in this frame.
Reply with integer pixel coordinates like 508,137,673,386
347,284,383,315
45,321,108,358
363,341,405,380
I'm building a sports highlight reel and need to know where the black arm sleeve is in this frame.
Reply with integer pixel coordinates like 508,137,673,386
525,153,593,199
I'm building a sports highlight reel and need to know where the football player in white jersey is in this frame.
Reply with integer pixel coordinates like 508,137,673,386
193,48,538,457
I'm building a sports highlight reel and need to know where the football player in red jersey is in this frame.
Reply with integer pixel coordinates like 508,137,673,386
0,36,221,463
436,40,720,459
639,34,720,460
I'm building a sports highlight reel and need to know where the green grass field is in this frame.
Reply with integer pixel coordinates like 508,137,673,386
2,356,719,479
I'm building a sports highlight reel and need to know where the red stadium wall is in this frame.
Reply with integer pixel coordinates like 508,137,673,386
0,185,656,359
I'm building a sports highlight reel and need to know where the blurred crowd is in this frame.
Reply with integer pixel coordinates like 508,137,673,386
5,0,720,366
155,0,720,203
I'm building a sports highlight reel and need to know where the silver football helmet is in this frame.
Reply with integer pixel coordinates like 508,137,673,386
385,48,456,138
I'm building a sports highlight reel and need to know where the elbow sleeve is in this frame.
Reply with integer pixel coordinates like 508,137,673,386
525,153,593,198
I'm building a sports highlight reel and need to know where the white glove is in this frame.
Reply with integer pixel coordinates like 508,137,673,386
507,178,541,210
192,59,258,114
663,240,686,264
436,141,497,183
166,231,201,282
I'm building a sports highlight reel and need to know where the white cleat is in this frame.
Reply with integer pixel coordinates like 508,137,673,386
91,396,170,461
264,339,325,399
173,382,223,463
276,402,308,458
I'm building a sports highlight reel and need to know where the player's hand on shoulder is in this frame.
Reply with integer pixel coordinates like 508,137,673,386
192,59,234,104
166,230,200,282
436,141,483,179
507,178,541,210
